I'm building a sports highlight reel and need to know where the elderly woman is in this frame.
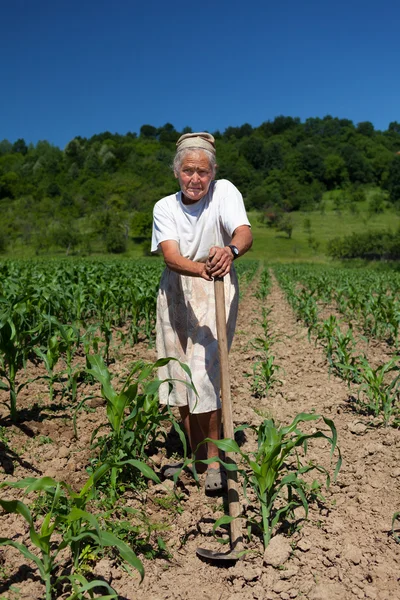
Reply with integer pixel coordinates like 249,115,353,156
151,132,252,492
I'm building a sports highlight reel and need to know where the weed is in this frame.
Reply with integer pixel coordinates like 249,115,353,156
0,426,9,446
38,435,53,445
152,491,184,516
103,506,171,560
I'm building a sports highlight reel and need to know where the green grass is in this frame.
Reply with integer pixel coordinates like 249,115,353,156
2,189,400,264
247,189,400,262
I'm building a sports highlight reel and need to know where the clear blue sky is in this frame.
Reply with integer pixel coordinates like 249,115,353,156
1,0,399,148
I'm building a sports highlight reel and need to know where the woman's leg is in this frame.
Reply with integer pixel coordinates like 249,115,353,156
179,406,221,471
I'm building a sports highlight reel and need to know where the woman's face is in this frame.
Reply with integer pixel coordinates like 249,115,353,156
175,151,213,203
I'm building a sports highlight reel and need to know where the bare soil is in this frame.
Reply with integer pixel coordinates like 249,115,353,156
0,273,399,600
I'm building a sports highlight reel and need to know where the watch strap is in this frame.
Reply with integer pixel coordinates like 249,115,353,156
228,244,239,259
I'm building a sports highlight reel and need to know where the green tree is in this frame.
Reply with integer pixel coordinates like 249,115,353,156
298,144,325,183
277,214,294,238
324,154,348,189
263,142,285,175
12,138,28,155
303,217,312,234
247,181,282,211
0,227,8,252
0,140,12,155
356,121,375,137
241,137,266,170
106,224,127,253
46,182,61,197
341,145,372,183
350,188,366,203
140,124,158,139
52,220,81,254
131,212,153,239
370,145,393,184
388,122,400,135
368,193,385,214
387,156,400,203
64,138,85,167
0,172,19,199
84,148,102,176
270,115,300,135
158,123,178,143
224,123,253,139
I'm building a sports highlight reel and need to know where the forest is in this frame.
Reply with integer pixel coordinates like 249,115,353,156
1,116,400,257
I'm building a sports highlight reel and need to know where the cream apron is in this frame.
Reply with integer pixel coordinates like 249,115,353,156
156,267,238,414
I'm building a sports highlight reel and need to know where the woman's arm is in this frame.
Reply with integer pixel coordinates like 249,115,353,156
230,224,253,257
159,240,212,280
206,225,253,278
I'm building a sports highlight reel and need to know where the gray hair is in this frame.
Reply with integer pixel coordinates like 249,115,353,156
173,148,217,178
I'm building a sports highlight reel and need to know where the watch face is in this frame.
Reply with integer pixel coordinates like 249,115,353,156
229,245,239,257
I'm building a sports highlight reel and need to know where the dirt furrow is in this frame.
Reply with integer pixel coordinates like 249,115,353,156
246,273,400,600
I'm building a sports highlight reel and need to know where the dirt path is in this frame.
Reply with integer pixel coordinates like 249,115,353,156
0,273,399,600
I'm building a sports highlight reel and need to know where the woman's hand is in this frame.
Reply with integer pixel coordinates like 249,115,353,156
206,246,234,278
199,263,213,281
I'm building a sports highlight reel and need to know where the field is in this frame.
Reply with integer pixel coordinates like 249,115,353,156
0,259,399,600
4,188,400,264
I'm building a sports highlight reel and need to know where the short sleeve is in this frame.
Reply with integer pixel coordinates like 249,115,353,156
218,180,251,236
151,197,180,253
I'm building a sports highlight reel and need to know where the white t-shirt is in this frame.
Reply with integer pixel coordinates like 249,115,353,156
151,179,251,262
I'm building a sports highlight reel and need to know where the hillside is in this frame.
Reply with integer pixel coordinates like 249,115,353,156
1,117,400,259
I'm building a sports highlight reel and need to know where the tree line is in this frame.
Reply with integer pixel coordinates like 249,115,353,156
0,116,399,255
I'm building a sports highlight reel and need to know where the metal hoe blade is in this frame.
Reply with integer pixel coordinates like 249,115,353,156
196,546,241,563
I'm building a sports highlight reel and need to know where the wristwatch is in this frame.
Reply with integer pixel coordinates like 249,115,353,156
228,244,239,260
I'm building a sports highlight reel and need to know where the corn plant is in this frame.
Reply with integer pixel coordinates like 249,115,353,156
0,300,39,422
255,268,271,300
211,413,341,549
354,357,400,425
274,263,400,348
85,354,195,499
247,307,283,397
0,463,154,599
260,307,281,344
315,315,339,365
56,321,81,399
250,355,282,397
314,314,361,384
331,326,358,377
295,289,319,337
250,309,282,356
34,334,63,402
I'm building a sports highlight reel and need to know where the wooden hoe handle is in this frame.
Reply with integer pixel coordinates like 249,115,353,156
214,277,243,552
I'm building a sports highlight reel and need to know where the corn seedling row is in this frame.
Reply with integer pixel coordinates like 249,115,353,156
274,265,400,426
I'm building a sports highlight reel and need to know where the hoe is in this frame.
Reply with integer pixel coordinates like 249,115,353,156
196,277,243,563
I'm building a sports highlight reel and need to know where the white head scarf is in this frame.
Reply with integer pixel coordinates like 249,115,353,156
176,132,216,155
